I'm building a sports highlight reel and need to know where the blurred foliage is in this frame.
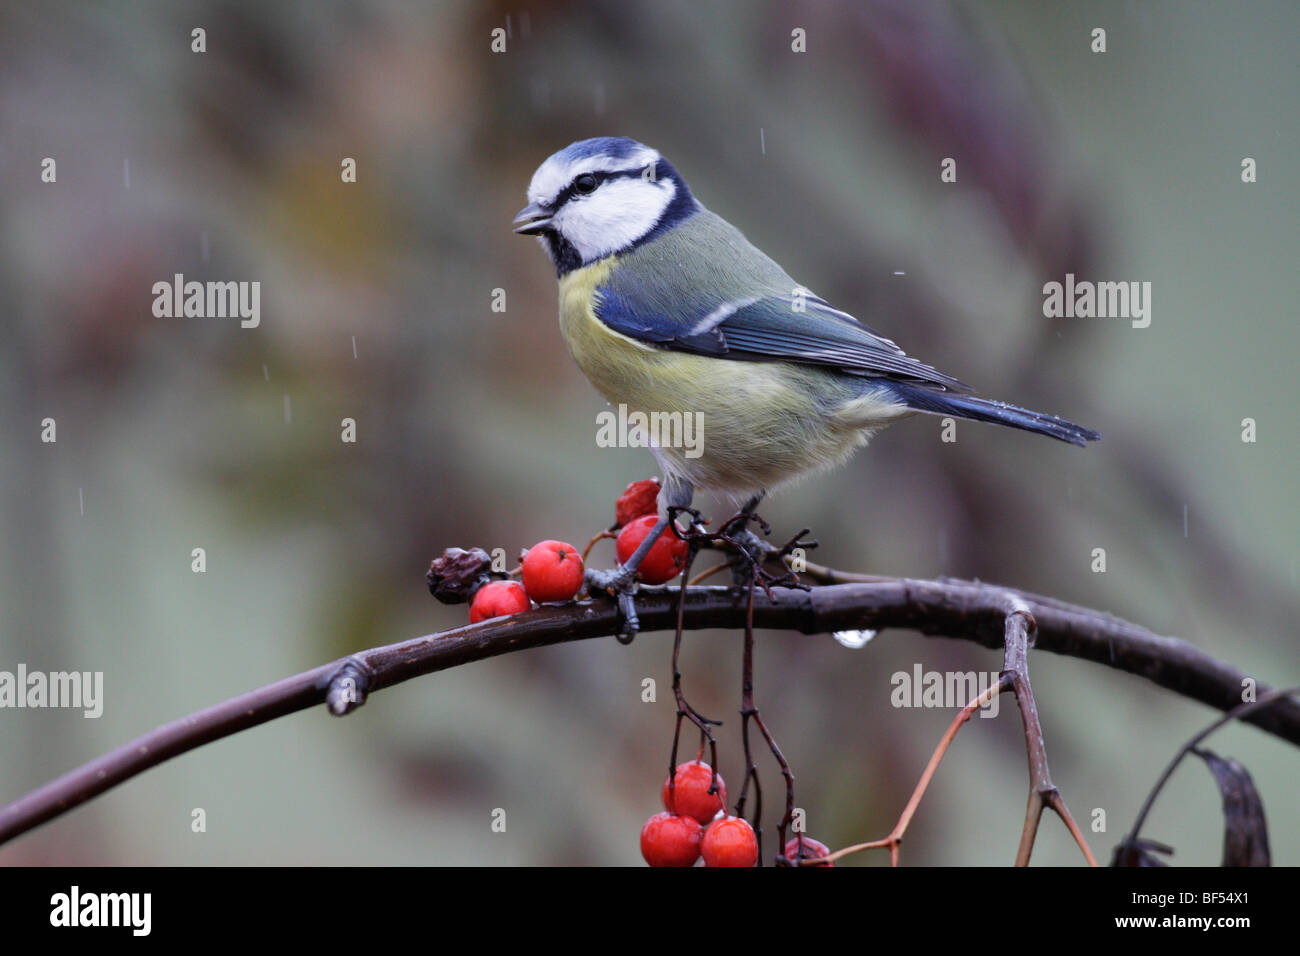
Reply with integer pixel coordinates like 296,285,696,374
0,0,1295,864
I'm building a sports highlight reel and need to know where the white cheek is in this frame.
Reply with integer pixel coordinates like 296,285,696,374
528,147,660,206
555,179,676,263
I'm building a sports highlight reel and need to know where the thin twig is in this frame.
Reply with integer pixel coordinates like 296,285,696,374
818,677,1005,865
1125,684,1300,844
580,529,615,564
687,562,730,585
667,539,721,813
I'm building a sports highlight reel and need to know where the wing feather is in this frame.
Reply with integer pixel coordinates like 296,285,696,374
592,209,968,391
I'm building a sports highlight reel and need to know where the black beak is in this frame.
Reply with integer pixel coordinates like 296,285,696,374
512,202,552,235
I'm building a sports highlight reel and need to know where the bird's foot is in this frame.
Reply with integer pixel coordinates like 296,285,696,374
700,513,816,598
724,527,768,586
585,566,641,644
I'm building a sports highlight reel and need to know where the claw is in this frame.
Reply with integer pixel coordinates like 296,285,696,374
616,590,639,644
586,566,641,643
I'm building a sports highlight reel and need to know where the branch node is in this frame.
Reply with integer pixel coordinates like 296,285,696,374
326,658,372,716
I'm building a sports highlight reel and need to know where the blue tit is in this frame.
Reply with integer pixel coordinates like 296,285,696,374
514,137,1099,627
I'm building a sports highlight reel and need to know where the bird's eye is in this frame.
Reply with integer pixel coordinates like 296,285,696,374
574,173,598,194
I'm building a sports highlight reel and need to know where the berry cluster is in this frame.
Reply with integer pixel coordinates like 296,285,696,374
641,760,757,867
474,539,585,622
426,479,832,866
640,760,834,867
425,539,587,622
427,478,691,625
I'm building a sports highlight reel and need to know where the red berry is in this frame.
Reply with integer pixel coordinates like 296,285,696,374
700,816,758,868
783,836,833,866
615,478,660,527
616,515,688,585
640,812,702,867
520,540,585,603
661,761,727,824
468,580,530,623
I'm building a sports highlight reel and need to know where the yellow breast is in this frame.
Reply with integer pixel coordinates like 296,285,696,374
555,258,906,493
557,257,663,402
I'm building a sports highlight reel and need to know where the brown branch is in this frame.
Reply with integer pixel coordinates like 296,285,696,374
810,598,1099,867
1,576,1297,848
1000,602,1097,866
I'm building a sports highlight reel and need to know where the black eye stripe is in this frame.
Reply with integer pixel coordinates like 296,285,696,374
554,174,602,206
553,166,660,207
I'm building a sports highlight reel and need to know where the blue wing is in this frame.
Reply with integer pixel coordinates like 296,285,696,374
594,282,970,392
587,211,1103,444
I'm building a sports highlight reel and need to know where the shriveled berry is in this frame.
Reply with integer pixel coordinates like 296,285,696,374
427,547,494,604
640,812,702,867
783,836,834,866
615,478,660,527
700,816,758,868
661,761,727,824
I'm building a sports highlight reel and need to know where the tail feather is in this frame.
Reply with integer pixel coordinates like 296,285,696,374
888,382,1101,447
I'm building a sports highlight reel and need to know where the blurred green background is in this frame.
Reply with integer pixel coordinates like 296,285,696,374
1,0,1295,865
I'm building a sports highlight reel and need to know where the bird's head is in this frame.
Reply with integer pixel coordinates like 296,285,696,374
513,137,698,274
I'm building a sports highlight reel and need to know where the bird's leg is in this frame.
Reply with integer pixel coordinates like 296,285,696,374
586,476,695,643
586,513,667,644
698,492,763,586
